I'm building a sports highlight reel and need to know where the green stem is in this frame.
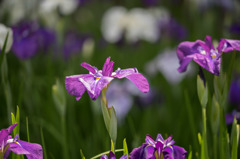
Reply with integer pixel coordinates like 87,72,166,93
90,149,124,159
61,116,68,159
201,107,208,159
213,134,218,159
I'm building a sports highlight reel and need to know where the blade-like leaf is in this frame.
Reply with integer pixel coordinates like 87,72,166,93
123,138,128,158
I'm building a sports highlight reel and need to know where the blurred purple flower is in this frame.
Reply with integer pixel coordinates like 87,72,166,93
142,0,159,6
229,23,240,35
11,21,55,60
129,134,187,159
145,49,195,84
65,57,149,101
161,18,187,41
101,151,127,159
63,32,90,59
0,123,43,159
177,35,240,75
229,76,240,106
106,80,134,122
225,110,240,125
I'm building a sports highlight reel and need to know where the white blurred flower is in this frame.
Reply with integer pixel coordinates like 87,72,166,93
0,24,13,53
101,6,159,43
145,49,195,84
0,0,38,24
39,0,78,15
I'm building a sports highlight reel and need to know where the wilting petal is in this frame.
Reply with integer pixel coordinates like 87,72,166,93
218,39,240,53
65,75,87,101
173,145,187,159
102,57,114,76
81,62,97,74
8,140,43,159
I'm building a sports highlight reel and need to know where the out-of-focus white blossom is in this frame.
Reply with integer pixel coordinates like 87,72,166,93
101,6,160,43
145,49,195,84
0,0,38,24
0,24,13,53
39,0,78,15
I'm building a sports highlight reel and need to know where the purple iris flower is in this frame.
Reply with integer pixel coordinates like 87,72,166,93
129,134,187,159
161,18,187,41
142,0,159,6
229,23,240,35
229,76,240,106
12,21,55,60
225,110,240,125
101,151,127,159
177,35,240,75
65,57,149,101
63,32,90,59
0,123,43,159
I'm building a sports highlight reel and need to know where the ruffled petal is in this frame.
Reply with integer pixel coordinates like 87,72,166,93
218,39,240,53
0,123,17,144
173,145,187,159
145,135,155,146
65,75,87,101
102,57,114,76
113,68,149,93
145,146,155,159
79,76,113,100
162,146,174,159
8,140,43,159
81,62,98,74
129,144,147,159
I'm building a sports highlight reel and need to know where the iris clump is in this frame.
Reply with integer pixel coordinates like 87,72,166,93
65,57,149,101
129,134,187,159
0,123,43,159
177,35,240,75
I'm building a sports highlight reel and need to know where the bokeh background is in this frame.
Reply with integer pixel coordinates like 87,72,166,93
0,0,240,158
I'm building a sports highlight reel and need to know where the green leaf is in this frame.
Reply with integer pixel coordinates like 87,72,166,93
0,32,9,68
197,75,208,108
52,79,66,117
123,138,128,157
26,117,30,142
219,108,230,159
188,146,192,159
211,95,220,134
11,106,20,137
80,149,86,159
201,108,208,159
100,98,111,133
109,106,117,147
231,118,239,159
41,128,48,159
111,139,115,153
